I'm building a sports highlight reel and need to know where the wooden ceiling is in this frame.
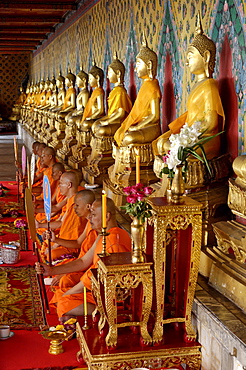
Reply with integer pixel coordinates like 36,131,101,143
0,0,81,54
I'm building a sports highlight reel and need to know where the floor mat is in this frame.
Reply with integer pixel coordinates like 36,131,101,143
0,265,47,329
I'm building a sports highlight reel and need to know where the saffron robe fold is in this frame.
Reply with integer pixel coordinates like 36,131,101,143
107,85,132,116
152,78,224,160
114,79,161,146
81,87,104,122
55,227,131,317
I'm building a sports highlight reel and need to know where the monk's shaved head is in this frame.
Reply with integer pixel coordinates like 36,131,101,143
71,169,83,185
93,197,116,215
53,162,65,173
61,171,79,187
43,146,56,157
75,189,95,204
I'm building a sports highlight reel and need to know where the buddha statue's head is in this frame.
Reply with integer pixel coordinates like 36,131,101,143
45,78,51,90
50,76,56,90
136,33,157,80
65,69,76,86
188,12,216,78
56,71,65,88
77,66,88,87
108,52,125,84
89,61,104,87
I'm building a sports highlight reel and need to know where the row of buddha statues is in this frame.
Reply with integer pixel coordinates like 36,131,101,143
12,14,230,196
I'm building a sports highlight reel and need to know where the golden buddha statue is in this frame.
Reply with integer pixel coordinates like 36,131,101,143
9,86,26,121
49,69,76,150
29,82,41,134
153,12,225,188
83,52,132,185
45,72,65,144
21,84,32,128
36,78,53,140
107,34,161,190
39,76,57,141
68,62,105,168
57,67,89,159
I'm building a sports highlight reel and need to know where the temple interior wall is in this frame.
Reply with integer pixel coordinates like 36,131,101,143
27,0,246,160
0,54,30,118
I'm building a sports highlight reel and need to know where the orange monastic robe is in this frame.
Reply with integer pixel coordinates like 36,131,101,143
81,87,104,122
51,194,87,260
62,87,76,110
107,85,132,116
32,157,46,187
152,78,224,160
114,78,161,146
50,223,97,307
56,227,131,318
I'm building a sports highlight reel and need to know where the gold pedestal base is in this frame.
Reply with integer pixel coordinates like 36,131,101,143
76,322,201,370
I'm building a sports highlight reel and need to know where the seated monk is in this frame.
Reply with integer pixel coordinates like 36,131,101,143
69,62,105,163
114,34,161,147
152,13,224,162
32,143,47,188
37,171,88,261
41,189,96,286
34,162,66,223
32,146,57,196
36,197,131,321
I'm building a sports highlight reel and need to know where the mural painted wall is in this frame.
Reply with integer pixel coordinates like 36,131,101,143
0,54,30,118
30,0,246,159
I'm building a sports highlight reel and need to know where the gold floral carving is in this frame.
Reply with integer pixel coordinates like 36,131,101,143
148,197,202,343
97,257,153,347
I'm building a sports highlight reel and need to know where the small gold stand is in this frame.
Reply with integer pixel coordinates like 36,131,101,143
41,330,69,355
82,314,90,330
98,227,110,258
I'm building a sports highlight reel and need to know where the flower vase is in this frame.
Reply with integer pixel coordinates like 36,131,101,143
131,217,145,263
171,164,185,204
19,228,28,250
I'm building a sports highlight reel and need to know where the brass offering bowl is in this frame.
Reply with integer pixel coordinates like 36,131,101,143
41,330,69,355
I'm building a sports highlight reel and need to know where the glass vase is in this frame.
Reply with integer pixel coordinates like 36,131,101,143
171,164,185,204
131,217,145,263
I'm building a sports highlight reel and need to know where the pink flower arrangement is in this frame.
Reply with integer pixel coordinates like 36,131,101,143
121,183,154,222
14,218,27,229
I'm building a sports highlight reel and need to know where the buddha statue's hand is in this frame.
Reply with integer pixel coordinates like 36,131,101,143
156,137,170,156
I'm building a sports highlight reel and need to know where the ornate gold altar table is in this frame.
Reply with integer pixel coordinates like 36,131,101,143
147,197,202,343
76,320,201,369
95,252,153,348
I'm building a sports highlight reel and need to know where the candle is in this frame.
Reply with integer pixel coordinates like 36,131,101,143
14,136,18,161
136,155,140,184
102,190,107,228
84,286,87,316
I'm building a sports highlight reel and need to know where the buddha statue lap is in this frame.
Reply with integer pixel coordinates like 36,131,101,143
153,12,226,191
106,35,161,191
45,72,65,144
9,86,26,122
57,67,89,160
39,76,57,141
83,52,132,185
49,70,76,150
68,62,105,169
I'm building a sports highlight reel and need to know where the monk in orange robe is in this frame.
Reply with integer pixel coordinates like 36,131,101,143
35,162,66,224
32,142,47,187
39,172,88,261
36,197,131,320
32,146,57,196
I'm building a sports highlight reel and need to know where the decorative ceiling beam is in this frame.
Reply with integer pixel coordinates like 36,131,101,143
0,2,76,11
0,16,63,23
0,27,53,33
0,34,46,40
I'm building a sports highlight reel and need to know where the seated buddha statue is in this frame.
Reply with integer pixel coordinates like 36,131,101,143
68,62,105,167
35,79,52,136
153,13,225,188
40,76,57,139
108,34,161,188
22,84,32,128
30,82,42,134
50,70,76,150
83,52,132,184
45,72,65,144
57,67,89,158
9,86,26,121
